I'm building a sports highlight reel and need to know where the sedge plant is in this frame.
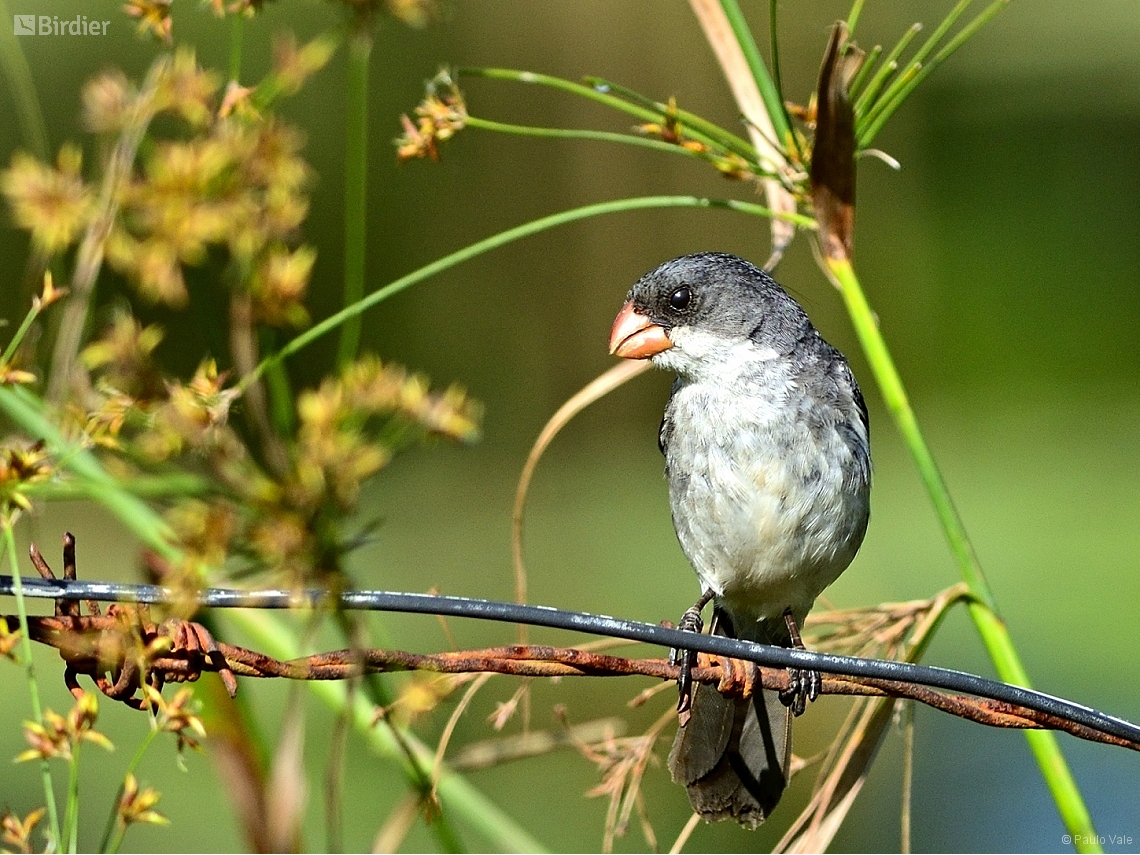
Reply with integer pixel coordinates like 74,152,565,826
0,0,1104,851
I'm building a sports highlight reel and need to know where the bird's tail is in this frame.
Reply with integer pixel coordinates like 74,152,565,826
667,609,792,829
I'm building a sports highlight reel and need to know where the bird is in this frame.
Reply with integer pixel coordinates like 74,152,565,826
607,252,871,828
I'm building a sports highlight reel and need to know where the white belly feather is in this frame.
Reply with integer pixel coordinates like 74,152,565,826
664,378,869,629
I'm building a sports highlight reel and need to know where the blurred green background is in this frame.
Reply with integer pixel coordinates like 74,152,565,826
1,0,1139,851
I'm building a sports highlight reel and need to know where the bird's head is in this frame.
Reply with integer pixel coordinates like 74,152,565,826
608,253,811,382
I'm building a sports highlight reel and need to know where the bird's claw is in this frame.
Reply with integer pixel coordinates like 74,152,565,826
779,666,820,717
672,591,714,718
779,607,820,717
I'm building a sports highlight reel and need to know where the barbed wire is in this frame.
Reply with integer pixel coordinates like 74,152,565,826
3,572,1139,749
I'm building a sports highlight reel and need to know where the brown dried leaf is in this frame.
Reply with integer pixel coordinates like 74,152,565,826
371,793,421,854
573,708,672,853
265,692,307,852
450,717,629,771
810,21,864,262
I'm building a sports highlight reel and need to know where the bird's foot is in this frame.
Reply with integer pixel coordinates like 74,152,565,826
780,666,821,717
778,608,820,717
672,590,715,721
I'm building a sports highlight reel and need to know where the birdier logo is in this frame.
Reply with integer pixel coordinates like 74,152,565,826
13,14,110,35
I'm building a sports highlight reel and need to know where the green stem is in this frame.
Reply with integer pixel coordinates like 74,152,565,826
580,76,763,165
714,0,792,143
828,259,991,603
102,820,126,855
462,66,666,121
1,524,61,847
460,68,759,164
258,327,297,437
465,116,718,161
824,256,1100,852
65,741,81,854
0,0,48,159
857,0,1008,147
99,728,158,853
2,298,45,363
240,195,812,391
337,24,373,367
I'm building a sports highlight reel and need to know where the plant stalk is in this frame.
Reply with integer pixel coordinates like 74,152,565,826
2,523,61,847
337,24,373,367
824,255,1099,851
711,0,791,143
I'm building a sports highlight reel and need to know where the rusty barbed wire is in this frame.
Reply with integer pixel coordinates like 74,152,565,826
3,536,1140,753
5,609,1138,753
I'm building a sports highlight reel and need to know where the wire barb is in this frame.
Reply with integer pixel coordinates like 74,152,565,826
13,537,238,708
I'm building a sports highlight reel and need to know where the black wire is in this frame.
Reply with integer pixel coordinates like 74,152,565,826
4,575,1139,745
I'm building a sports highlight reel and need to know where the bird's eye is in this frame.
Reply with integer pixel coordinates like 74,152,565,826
669,287,691,311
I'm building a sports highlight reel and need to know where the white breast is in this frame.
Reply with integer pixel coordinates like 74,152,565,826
662,364,869,630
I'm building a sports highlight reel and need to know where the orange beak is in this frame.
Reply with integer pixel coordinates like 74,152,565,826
608,301,673,359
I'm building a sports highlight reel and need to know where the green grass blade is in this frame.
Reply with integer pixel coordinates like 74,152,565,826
0,386,178,556
715,0,791,142
858,0,1009,147
852,23,922,118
